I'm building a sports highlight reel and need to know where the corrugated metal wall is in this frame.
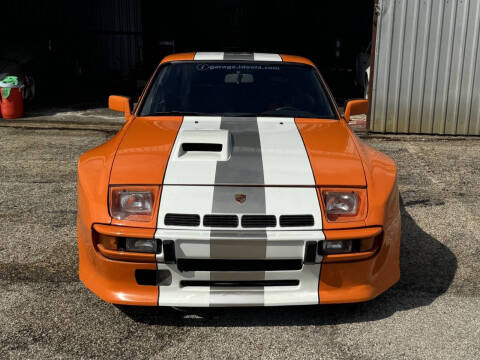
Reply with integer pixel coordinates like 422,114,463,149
371,0,480,135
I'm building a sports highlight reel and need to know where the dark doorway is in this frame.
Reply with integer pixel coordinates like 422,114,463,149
142,1,374,103
1,0,373,106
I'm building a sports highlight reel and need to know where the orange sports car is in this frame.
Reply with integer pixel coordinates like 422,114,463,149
78,52,400,307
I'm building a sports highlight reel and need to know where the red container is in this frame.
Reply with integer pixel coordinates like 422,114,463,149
0,88,24,119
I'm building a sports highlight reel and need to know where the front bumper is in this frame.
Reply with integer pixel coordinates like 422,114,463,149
78,218,400,306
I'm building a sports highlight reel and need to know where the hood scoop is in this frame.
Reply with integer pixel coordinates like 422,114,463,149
174,130,231,161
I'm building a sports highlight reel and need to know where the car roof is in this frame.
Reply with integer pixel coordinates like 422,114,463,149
160,52,315,66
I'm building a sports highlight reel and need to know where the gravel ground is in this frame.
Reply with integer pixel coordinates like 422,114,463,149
0,110,479,359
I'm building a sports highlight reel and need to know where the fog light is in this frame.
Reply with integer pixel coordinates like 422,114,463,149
125,238,157,253
319,240,352,255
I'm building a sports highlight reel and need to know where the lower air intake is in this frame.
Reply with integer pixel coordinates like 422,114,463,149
177,259,303,272
180,280,299,287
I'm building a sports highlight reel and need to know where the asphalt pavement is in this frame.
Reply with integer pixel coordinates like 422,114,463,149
0,109,479,359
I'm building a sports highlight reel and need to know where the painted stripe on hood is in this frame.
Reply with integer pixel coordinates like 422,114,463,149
156,116,323,306
158,117,323,229
162,116,221,185
257,117,315,185
215,117,264,185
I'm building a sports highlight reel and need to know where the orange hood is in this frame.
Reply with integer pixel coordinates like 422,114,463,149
295,118,366,187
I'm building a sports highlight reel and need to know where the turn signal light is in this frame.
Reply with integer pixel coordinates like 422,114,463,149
95,233,160,254
97,233,118,250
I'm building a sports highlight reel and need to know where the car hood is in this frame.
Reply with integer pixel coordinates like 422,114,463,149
110,116,366,187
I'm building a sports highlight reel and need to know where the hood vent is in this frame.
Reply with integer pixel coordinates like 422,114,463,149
182,143,223,152
174,129,231,161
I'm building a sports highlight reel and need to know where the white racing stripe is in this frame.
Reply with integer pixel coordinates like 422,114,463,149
263,264,321,305
194,52,224,60
253,53,282,62
257,117,315,185
163,116,221,185
157,116,324,306
264,187,322,229
194,52,282,62
156,186,215,229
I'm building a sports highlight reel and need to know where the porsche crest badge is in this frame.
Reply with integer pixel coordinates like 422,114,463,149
235,194,247,204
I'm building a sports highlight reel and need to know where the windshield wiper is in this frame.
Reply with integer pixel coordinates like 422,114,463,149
144,111,214,116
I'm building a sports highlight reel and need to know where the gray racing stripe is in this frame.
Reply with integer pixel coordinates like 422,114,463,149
210,230,266,260
215,117,264,185
223,52,254,61
210,117,267,306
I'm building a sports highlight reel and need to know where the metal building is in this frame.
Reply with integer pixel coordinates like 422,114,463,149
371,0,480,135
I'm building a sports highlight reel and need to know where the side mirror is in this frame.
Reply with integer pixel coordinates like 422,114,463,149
344,99,369,123
108,95,132,121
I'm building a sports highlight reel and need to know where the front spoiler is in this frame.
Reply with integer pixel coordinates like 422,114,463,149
79,221,400,306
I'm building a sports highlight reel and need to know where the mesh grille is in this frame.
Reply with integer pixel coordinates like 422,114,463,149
164,213,200,227
203,215,239,228
165,214,315,227
241,215,277,228
279,215,315,227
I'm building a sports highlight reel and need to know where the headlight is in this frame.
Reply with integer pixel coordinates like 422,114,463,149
109,186,159,221
321,189,367,222
324,192,358,215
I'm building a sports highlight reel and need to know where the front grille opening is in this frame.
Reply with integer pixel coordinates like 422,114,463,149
241,215,277,228
135,269,157,286
135,270,172,286
177,259,303,272
182,143,222,152
180,280,299,287
203,214,239,228
279,215,314,227
165,213,200,227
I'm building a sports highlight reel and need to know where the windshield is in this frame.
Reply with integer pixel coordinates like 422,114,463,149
139,62,337,118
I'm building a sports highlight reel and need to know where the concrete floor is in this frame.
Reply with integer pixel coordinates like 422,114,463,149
0,110,479,359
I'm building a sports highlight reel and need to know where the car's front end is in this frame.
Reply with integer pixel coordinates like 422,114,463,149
78,52,400,307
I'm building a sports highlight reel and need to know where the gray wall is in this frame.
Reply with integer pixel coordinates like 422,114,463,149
371,0,480,135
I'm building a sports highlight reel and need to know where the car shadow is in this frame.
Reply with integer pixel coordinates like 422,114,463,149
119,196,457,327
